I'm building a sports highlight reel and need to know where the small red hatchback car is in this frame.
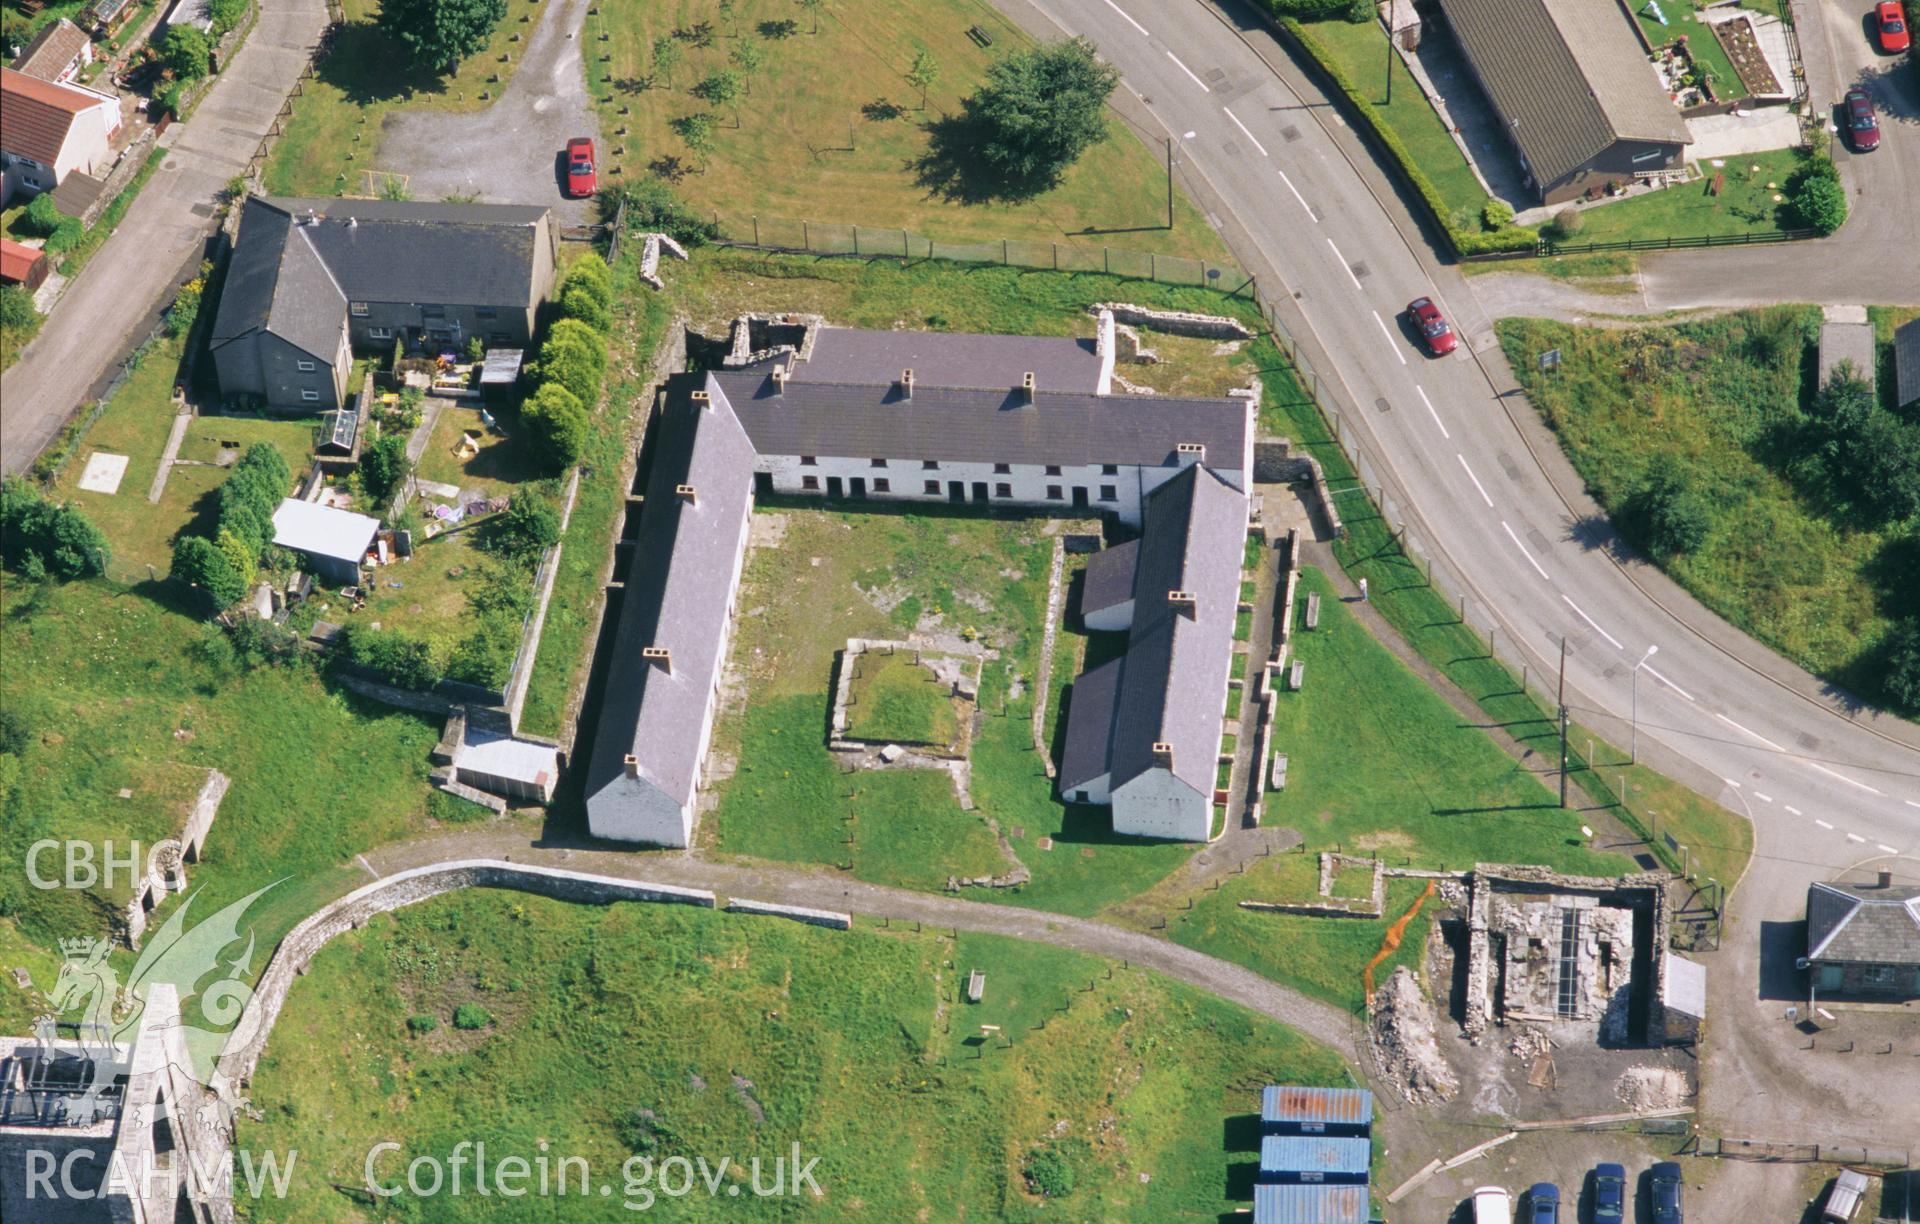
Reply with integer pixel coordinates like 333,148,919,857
566,137,597,198
1877,1,1910,53
1407,297,1459,356
1844,88,1880,152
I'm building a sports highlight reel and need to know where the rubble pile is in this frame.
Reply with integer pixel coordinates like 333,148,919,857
1614,1065,1690,1112
1370,966,1459,1104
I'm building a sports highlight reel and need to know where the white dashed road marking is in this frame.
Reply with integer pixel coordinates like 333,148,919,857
1457,455,1493,507
1846,833,1866,844
1753,792,1773,803
1276,169,1315,218
1561,595,1623,651
1328,239,1363,290
1417,386,1448,438
1373,311,1407,364
1880,844,1900,855
1807,761,1883,796
1101,0,1150,35
1502,521,1550,580
1223,107,1268,157
1713,711,1785,752
1785,806,1802,816
1167,51,1210,92
1642,665,1694,702
1815,818,1834,829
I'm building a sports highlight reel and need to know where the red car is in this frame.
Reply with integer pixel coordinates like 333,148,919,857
1877,1,1910,52
1844,88,1880,152
566,137,596,198
1407,297,1459,356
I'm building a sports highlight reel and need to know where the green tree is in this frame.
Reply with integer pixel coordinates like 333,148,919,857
171,535,246,609
562,251,612,302
1884,621,1920,714
692,69,743,124
1787,157,1847,235
344,625,445,689
485,491,562,562
522,382,589,470
960,37,1117,192
1805,372,1920,525
1632,461,1712,557
600,177,717,246
24,193,63,237
671,112,718,168
162,25,212,81
796,0,824,34
650,34,681,89
729,39,764,94
1,482,110,580
376,0,506,72
208,0,247,36
360,432,412,503
0,285,36,332
559,280,611,331
906,47,938,110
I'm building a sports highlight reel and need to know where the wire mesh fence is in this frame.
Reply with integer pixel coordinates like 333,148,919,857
707,212,1256,296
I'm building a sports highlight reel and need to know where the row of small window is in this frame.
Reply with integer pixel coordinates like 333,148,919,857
349,303,496,319
796,477,1118,501
798,457,1123,476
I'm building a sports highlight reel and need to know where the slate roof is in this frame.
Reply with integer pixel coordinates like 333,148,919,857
1107,464,1246,796
1080,537,1139,618
262,196,549,308
788,327,1103,393
1059,655,1121,792
710,368,1248,472
1807,881,1920,965
1895,318,1920,410
1437,0,1689,189
0,67,112,166
13,18,92,82
586,374,758,812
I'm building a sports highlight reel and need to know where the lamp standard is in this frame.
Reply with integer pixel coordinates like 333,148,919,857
1630,644,1658,764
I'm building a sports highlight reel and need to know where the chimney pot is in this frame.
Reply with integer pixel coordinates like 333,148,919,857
901,368,914,399
1151,741,1174,771
772,364,788,395
623,753,639,778
1167,589,1196,615
641,646,673,674
1020,371,1035,404
691,389,711,407
675,483,698,507
1880,869,1895,889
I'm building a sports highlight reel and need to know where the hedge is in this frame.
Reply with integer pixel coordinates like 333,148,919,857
1275,15,1538,258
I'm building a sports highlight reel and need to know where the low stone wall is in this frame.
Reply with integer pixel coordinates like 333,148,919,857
220,861,715,1089
1090,302,1253,340
724,898,853,930
1029,536,1066,778
124,769,229,948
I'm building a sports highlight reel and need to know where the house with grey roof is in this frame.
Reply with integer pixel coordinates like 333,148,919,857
1436,0,1691,204
1894,317,1920,411
210,196,555,410
585,375,759,847
1059,464,1246,840
585,319,1253,848
1807,875,1920,998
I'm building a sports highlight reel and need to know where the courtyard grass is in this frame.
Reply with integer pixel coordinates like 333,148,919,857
261,0,543,197
1557,148,1809,246
842,649,961,747
581,0,1231,263
1498,309,1911,712
1298,17,1492,229
241,888,1352,1220
414,401,547,499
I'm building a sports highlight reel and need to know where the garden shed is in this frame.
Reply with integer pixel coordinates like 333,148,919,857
271,497,380,586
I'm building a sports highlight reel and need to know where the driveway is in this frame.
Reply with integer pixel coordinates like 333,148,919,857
375,0,598,222
0,0,332,476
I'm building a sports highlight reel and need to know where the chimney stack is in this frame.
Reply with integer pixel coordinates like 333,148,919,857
900,368,914,400
772,364,788,396
1167,589,1196,616
642,646,673,674
1177,442,1205,465
675,483,698,507
691,389,711,410
1020,371,1035,405
1151,742,1174,772
623,753,640,779
1880,869,1895,889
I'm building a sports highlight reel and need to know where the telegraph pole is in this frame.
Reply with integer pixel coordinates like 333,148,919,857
1385,0,1396,105
1557,635,1570,809
1165,137,1175,230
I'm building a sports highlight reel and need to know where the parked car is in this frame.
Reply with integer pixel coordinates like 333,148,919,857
1590,1162,1627,1222
566,137,597,197
1523,1182,1560,1224
1407,296,1459,356
1843,88,1880,153
1472,1185,1513,1224
1650,1161,1685,1224
1876,0,1910,52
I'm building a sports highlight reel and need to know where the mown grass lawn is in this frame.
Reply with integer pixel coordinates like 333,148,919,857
1300,17,1491,228
581,0,1231,262
1563,148,1808,245
262,0,543,197
843,649,961,747
1498,309,1913,717
242,890,1353,1220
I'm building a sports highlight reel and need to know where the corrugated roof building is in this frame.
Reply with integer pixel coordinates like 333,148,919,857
1893,317,1920,411
1259,1135,1371,1185
1260,1085,1374,1137
1435,0,1691,203
1253,1183,1371,1224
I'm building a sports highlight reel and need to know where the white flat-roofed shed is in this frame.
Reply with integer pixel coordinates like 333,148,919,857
454,727,558,804
272,498,380,586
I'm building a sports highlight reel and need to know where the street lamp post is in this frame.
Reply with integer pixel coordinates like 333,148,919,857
1630,644,1658,764
1385,0,1396,105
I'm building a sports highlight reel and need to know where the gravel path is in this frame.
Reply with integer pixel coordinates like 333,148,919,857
376,0,598,222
